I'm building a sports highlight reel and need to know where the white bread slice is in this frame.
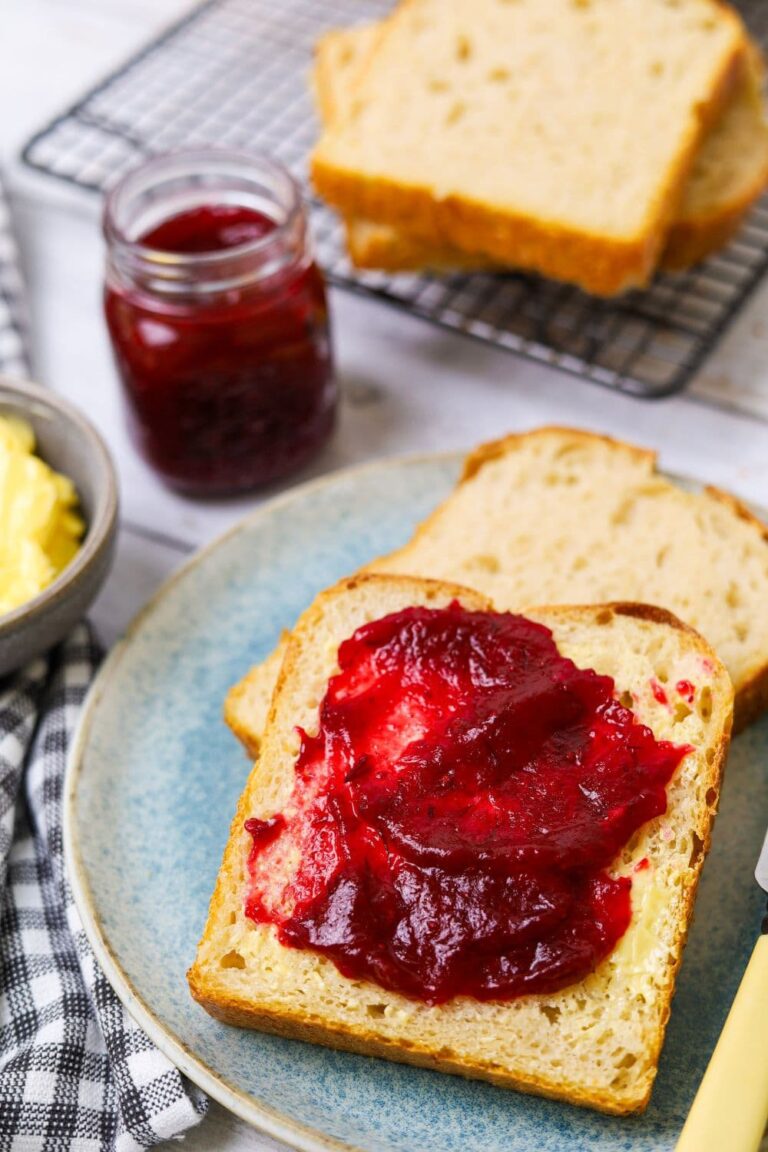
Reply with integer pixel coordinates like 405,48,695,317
223,639,285,761
311,0,747,295
225,428,768,755
314,24,768,274
190,574,733,1115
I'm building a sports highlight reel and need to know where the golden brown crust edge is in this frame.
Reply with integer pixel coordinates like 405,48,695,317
311,25,747,296
345,185,766,275
316,23,763,278
554,599,700,636
345,208,749,276
660,189,762,272
346,219,500,273
661,95,768,273
312,158,661,296
342,193,763,275
637,717,731,1099
223,632,292,759
646,650,732,1085
185,977,648,1115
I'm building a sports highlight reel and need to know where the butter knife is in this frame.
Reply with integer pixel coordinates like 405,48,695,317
676,829,768,1152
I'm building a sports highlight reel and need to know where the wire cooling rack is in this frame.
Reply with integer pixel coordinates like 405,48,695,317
20,0,768,399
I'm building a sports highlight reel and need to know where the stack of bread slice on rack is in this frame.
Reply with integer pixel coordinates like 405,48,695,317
310,0,768,295
225,428,768,752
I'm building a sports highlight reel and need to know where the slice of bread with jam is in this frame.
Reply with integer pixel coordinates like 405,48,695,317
192,574,733,1114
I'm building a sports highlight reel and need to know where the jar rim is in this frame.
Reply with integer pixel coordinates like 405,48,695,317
102,147,305,272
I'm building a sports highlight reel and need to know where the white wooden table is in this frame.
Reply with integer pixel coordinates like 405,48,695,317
3,3,768,1148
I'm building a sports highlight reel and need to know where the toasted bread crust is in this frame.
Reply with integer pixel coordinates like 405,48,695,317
313,159,660,296
343,183,766,274
340,79,768,277
345,218,499,273
595,600,700,634
312,20,746,296
223,639,288,760
341,140,768,275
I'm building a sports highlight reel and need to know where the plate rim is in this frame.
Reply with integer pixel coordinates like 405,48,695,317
64,449,462,1152
63,447,758,1151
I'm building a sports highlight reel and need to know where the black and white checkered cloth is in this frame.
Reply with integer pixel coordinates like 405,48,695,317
0,170,207,1148
0,627,207,1150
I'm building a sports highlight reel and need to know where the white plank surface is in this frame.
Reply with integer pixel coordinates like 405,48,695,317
2,2,768,1147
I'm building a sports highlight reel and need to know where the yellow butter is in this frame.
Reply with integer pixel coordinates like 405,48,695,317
610,862,668,987
0,415,85,616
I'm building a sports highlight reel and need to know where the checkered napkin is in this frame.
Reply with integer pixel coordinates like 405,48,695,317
0,167,207,1148
0,627,208,1151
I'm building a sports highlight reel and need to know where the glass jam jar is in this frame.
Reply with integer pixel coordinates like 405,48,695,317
103,150,336,494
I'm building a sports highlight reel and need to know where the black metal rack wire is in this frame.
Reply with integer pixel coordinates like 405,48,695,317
20,0,768,399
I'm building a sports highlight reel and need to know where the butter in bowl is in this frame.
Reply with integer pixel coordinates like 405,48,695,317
0,377,118,676
0,412,85,614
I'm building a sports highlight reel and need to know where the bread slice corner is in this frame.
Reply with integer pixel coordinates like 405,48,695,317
191,574,733,1114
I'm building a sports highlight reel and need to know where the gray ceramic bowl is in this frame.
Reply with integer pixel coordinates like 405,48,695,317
0,377,118,676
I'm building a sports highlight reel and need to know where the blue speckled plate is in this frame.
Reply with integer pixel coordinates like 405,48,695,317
65,453,768,1152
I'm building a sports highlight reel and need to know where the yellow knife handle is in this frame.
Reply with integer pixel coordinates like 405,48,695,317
676,934,768,1152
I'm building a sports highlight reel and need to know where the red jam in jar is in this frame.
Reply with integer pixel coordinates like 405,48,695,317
245,604,689,1005
103,151,336,494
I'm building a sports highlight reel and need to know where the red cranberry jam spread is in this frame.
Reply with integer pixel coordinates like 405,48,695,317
245,605,688,1005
